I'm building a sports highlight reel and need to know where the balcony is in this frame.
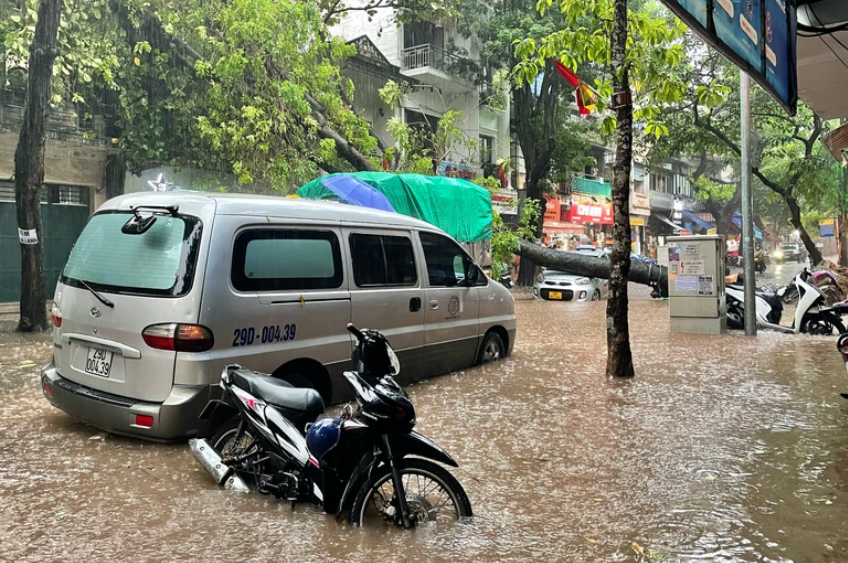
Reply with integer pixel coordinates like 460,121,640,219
400,44,477,94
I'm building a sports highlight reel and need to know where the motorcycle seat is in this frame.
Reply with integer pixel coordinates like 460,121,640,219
230,368,325,415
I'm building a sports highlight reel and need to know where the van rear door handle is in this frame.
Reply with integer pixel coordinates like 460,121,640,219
409,297,421,312
429,299,439,310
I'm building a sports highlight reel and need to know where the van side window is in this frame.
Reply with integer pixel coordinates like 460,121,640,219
420,232,480,287
232,229,343,291
349,234,417,287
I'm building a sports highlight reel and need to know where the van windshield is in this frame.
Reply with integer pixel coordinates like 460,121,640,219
61,211,202,297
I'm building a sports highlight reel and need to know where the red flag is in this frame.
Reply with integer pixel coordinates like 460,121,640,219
575,83,595,117
553,59,580,88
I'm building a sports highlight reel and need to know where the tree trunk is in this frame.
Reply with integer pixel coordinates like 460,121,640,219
516,180,546,287
840,209,848,268
104,152,127,200
606,0,635,378
518,240,667,293
784,194,823,265
14,0,64,332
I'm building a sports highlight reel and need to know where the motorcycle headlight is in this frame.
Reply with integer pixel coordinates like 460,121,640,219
773,250,782,257
575,277,590,285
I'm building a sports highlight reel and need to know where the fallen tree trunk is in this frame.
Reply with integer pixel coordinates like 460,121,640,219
518,240,668,297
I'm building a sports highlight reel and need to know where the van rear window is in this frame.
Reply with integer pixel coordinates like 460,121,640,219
231,229,343,291
61,212,202,297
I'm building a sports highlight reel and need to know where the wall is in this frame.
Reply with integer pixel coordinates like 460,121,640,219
0,133,109,192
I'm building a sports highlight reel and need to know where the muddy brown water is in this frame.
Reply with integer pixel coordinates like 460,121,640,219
2,297,848,562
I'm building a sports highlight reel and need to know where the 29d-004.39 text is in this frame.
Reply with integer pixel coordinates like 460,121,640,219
232,324,297,347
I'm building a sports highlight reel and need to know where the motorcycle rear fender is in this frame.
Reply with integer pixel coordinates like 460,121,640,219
196,398,239,440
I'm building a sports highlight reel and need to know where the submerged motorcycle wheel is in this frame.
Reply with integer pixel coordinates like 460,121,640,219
802,314,846,336
211,418,265,480
350,458,472,527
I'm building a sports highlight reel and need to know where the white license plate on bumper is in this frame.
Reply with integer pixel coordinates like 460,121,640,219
85,347,113,378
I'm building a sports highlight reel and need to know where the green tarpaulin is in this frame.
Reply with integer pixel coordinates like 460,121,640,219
297,172,493,243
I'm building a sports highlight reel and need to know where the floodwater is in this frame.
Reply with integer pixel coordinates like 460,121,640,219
2,290,848,562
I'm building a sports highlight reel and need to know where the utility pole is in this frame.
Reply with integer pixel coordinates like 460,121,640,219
740,71,756,336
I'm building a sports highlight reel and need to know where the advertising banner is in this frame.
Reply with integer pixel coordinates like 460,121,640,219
567,201,614,224
659,0,797,114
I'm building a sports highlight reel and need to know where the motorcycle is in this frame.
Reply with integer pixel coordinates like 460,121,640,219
726,268,847,334
499,272,514,289
189,323,472,528
782,269,841,305
837,333,848,400
754,249,767,274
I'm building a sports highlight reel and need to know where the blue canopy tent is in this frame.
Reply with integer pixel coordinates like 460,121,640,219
731,212,763,240
682,210,715,232
319,175,395,213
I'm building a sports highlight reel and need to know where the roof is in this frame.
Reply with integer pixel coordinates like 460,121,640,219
100,191,437,231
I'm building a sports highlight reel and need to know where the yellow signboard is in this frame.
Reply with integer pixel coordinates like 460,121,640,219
707,227,717,235
820,219,835,226
629,217,645,226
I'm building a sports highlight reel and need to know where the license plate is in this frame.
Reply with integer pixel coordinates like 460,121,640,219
549,291,563,300
85,347,113,378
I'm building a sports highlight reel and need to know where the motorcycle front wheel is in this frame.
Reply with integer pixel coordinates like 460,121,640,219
350,458,472,527
802,313,846,335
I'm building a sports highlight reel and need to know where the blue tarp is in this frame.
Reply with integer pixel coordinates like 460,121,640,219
682,210,715,232
731,212,763,239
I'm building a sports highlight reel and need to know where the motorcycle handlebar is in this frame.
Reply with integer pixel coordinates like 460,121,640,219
346,323,364,340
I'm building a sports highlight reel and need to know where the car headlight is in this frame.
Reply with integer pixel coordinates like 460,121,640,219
773,250,782,257
537,273,545,283
575,277,590,285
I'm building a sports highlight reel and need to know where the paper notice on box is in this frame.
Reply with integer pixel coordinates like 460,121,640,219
679,260,705,275
698,275,715,296
18,228,38,245
683,243,699,256
675,275,698,292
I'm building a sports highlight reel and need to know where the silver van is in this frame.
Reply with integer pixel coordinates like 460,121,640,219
41,192,515,440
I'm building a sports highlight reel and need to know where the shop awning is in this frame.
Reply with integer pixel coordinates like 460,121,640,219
731,212,763,239
682,210,715,232
654,213,683,231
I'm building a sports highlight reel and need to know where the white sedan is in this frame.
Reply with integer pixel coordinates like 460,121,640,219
532,248,610,301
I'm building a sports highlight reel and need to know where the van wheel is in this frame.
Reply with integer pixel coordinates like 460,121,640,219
277,371,332,405
477,332,505,365
592,290,601,301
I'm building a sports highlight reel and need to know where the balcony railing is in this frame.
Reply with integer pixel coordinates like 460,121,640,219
401,44,477,82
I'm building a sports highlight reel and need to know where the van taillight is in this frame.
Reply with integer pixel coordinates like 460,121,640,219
51,305,62,328
142,323,214,352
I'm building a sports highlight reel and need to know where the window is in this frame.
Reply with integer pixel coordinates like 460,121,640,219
62,211,202,296
420,232,480,287
232,229,342,291
350,234,417,287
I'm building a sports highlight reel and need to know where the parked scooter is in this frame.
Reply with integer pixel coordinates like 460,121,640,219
837,333,848,400
189,323,472,528
499,272,515,289
726,269,847,334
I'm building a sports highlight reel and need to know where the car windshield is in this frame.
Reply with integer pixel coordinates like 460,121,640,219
61,211,203,297
782,244,798,250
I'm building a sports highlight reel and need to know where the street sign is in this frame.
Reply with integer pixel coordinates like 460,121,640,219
707,227,717,235
819,218,835,237
659,0,797,115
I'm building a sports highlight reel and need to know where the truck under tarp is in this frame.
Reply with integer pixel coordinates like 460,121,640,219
296,172,493,243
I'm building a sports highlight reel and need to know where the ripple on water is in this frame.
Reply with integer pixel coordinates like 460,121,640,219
2,300,848,561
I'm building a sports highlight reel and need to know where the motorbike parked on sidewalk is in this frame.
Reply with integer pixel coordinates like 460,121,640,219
189,323,472,528
726,268,847,334
837,334,848,400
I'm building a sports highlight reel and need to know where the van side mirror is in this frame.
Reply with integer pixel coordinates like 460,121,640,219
465,263,480,287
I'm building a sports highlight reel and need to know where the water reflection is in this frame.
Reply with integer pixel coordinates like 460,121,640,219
1,301,848,561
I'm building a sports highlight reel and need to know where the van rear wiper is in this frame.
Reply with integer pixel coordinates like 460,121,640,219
79,280,115,308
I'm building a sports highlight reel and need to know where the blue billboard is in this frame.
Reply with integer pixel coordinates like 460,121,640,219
660,0,797,115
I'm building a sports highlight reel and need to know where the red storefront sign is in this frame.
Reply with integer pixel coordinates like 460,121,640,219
567,201,613,224
544,196,561,222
